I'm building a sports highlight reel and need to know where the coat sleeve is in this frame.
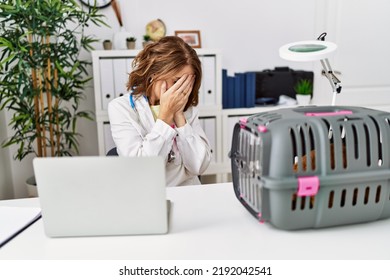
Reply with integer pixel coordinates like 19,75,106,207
175,107,212,175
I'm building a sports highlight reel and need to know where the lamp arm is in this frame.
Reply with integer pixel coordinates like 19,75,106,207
321,58,341,106
320,59,342,93
320,58,342,105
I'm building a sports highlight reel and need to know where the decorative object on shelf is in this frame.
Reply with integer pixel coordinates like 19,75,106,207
0,0,105,196
145,19,166,42
126,37,136,49
111,0,122,26
114,27,133,50
79,0,113,9
279,32,341,105
294,79,313,105
103,39,113,50
142,34,152,47
175,30,202,48
110,0,132,49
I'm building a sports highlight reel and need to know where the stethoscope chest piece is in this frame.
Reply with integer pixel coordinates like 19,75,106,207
168,149,176,163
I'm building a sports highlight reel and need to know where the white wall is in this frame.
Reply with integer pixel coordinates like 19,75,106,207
1,0,388,198
99,0,320,72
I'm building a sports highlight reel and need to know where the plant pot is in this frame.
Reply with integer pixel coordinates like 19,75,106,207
126,41,136,49
103,41,112,50
25,176,38,198
143,41,152,48
296,94,311,106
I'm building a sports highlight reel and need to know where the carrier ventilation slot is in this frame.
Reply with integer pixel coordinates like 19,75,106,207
363,124,371,166
368,116,383,166
327,185,382,209
299,126,306,171
321,119,336,170
291,193,315,211
340,189,346,207
308,127,316,170
340,125,347,169
290,129,297,169
352,125,359,159
291,124,316,173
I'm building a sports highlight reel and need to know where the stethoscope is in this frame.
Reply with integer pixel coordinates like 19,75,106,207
129,94,176,163
129,93,147,111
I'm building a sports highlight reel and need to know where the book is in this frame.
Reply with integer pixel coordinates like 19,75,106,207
227,76,235,109
245,72,256,107
222,69,229,109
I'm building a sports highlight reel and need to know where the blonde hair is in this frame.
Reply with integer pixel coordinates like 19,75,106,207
127,36,202,111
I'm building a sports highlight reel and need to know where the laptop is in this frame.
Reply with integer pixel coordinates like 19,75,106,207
33,156,169,237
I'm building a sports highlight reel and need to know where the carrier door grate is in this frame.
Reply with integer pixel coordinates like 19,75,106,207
237,130,262,212
320,115,386,171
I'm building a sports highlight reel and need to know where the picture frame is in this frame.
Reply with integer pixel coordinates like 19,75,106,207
174,30,202,48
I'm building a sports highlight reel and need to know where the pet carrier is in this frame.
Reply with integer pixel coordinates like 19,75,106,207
230,106,390,230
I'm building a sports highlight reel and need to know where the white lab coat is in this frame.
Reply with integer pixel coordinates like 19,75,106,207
108,93,212,186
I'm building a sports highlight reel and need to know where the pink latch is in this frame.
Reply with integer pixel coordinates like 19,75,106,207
257,125,267,133
239,117,248,128
257,213,265,224
297,176,320,197
305,110,353,117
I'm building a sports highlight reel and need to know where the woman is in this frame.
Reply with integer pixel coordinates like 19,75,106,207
108,36,212,186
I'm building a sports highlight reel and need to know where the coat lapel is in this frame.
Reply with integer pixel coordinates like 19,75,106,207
135,97,155,135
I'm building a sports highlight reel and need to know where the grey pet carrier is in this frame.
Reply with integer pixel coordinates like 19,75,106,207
230,106,390,230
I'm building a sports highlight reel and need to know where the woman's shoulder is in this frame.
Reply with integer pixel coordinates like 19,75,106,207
107,94,133,116
108,93,130,107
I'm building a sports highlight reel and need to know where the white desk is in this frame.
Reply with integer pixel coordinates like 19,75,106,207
0,183,389,260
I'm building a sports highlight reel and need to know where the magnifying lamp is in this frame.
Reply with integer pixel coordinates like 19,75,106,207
279,33,341,105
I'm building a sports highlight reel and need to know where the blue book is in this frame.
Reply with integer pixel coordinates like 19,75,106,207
234,73,241,108
240,73,247,108
234,73,247,108
227,76,235,109
222,69,228,109
245,72,256,108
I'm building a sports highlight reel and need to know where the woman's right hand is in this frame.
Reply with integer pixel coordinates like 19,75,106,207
158,74,194,125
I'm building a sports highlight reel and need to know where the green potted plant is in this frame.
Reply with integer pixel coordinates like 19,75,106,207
0,0,107,196
126,37,136,49
142,34,152,47
294,79,313,105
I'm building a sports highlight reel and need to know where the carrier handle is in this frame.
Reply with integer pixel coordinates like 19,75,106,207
305,110,352,117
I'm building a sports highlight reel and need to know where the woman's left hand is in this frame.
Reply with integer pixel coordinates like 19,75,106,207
174,75,195,127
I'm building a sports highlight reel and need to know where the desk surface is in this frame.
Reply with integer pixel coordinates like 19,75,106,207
0,183,389,260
